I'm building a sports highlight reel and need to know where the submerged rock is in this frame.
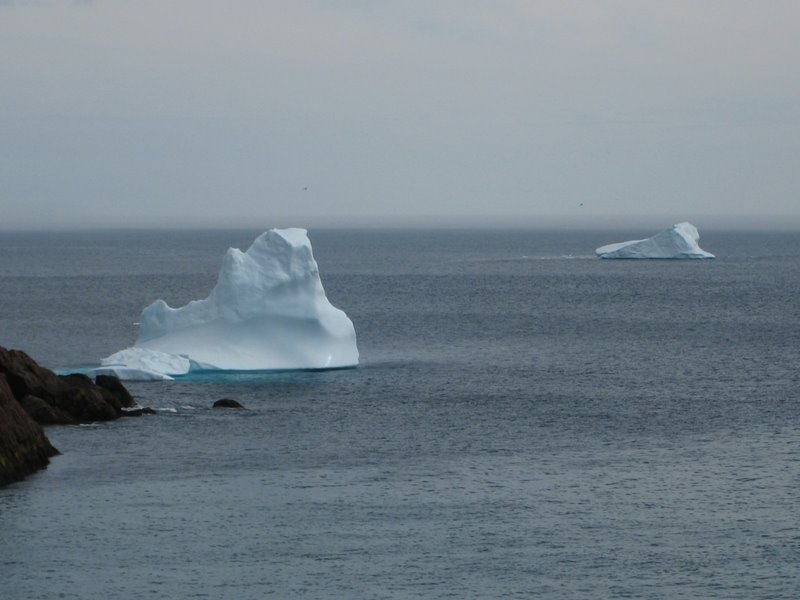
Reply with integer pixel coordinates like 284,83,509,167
212,399,245,409
120,407,157,417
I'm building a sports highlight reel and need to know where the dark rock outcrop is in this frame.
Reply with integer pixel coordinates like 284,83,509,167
0,375,59,486
57,373,122,422
0,346,64,404
19,394,73,425
213,398,244,409
0,346,148,486
95,374,135,408
0,347,134,425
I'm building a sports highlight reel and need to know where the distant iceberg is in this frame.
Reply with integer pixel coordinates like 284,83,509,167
91,228,358,380
595,222,715,259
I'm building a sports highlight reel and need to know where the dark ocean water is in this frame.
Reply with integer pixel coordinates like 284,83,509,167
1,228,799,599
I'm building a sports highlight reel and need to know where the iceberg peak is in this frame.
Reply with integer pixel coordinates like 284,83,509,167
94,228,358,380
595,222,715,259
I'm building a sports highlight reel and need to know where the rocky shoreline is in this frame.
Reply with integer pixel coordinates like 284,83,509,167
0,346,135,486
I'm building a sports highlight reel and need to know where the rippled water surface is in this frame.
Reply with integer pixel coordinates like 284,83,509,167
1,229,799,598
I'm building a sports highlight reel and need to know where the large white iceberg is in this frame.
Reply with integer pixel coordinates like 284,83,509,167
595,222,715,259
93,228,358,380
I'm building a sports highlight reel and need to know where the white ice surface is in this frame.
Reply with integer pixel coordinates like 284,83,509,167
101,347,192,375
595,222,715,259
98,228,358,380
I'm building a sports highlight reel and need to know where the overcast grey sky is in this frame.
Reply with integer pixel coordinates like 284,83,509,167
1,0,798,229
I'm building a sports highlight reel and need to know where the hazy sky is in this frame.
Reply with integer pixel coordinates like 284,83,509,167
1,0,798,229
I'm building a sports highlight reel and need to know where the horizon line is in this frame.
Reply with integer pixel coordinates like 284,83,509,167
2,214,800,233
